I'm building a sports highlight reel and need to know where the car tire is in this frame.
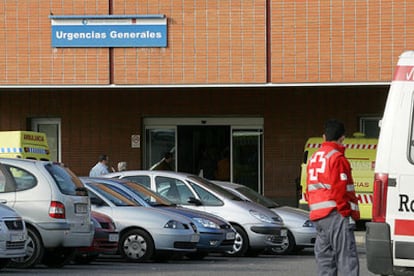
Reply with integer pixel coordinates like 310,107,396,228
225,225,248,257
0,259,10,269
270,230,295,255
9,227,44,268
119,229,154,262
42,248,76,268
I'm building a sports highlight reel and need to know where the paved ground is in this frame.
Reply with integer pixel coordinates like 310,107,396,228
355,231,365,245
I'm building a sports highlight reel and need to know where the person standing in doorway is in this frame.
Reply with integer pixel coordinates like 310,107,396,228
215,147,230,181
117,161,127,172
306,119,360,276
89,154,112,177
150,152,173,171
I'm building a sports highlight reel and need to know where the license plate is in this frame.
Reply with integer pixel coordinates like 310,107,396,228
10,233,25,242
108,233,119,242
281,229,288,237
75,203,88,214
226,232,236,240
191,234,199,243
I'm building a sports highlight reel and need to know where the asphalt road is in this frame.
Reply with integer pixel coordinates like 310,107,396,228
1,233,376,276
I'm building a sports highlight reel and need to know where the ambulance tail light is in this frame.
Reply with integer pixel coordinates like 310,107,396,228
372,173,388,222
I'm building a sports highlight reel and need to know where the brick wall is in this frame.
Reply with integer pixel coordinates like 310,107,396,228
271,0,414,83
0,86,388,204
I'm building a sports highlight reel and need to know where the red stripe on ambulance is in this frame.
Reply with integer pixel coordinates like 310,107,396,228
393,66,414,81
306,143,376,150
357,194,373,204
394,219,414,236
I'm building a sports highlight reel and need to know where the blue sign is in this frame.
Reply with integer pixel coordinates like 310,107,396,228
50,15,167,48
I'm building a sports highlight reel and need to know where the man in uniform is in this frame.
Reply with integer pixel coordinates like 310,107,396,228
306,119,360,276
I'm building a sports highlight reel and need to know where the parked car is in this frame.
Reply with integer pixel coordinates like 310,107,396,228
0,203,27,269
83,177,236,260
82,179,200,262
73,211,119,264
213,181,316,254
104,170,288,257
0,158,94,268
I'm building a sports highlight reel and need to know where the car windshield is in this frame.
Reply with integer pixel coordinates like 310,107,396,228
187,175,243,201
235,186,279,208
90,182,140,207
123,182,175,207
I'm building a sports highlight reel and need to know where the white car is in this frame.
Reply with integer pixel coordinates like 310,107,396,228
0,203,27,269
213,181,316,254
104,170,288,257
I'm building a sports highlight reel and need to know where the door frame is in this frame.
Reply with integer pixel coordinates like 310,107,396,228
143,117,264,191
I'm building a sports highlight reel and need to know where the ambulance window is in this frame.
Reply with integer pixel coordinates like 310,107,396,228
410,107,414,163
6,166,37,191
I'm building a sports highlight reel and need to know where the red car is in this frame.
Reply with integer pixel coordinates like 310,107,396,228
74,211,119,264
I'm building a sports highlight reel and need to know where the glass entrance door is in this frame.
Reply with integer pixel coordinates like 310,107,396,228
177,125,230,179
232,129,263,192
144,117,263,192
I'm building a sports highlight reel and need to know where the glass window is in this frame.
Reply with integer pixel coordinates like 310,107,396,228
31,118,61,162
188,180,223,206
0,166,16,192
124,175,151,189
45,164,86,196
145,128,175,170
232,129,263,193
6,165,37,191
155,176,193,204
409,100,414,163
91,183,139,207
359,116,381,138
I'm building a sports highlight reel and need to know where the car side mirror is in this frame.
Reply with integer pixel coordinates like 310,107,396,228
188,197,203,206
187,196,203,206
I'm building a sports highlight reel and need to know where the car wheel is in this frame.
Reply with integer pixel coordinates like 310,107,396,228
0,259,10,269
225,225,248,257
9,227,44,268
42,248,76,268
119,229,154,262
270,230,295,255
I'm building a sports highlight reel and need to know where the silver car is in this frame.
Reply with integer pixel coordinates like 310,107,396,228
0,203,27,269
83,177,236,260
214,181,316,254
0,158,94,268
104,170,288,257
82,178,200,262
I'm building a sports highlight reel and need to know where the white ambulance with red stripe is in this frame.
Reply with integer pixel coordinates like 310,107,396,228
298,133,377,221
366,51,414,275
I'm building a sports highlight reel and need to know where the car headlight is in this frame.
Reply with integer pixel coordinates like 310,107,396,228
164,220,188,229
193,218,220,229
249,210,274,224
302,220,314,227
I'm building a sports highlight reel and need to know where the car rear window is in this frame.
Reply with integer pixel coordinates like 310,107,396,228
45,164,87,196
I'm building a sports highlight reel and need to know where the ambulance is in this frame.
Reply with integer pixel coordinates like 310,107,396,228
366,51,414,275
0,131,51,161
298,133,377,221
